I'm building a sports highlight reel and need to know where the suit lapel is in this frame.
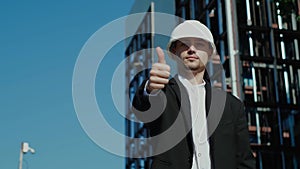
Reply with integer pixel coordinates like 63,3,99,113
205,75,216,169
169,76,194,156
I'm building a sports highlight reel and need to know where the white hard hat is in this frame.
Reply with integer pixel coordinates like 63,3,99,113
167,20,216,55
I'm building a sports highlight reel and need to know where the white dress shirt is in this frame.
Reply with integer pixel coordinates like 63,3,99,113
178,75,211,169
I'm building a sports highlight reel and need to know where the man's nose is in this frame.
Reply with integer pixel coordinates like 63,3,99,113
187,45,196,55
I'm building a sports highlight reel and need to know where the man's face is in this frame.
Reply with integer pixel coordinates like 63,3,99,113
173,37,212,72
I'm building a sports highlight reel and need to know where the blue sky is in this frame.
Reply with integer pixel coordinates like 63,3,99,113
1,0,135,168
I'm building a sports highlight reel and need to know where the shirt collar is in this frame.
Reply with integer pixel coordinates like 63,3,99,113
178,74,206,87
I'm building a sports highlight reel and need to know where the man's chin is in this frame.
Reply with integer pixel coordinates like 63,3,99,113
189,65,206,72
178,63,205,72
186,63,204,70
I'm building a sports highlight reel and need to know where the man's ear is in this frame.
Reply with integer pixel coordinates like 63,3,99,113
208,44,214,59
170,46,176,55
168,41,177,60
168,46,178,60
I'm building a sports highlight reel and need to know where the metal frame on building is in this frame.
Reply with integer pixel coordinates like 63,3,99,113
238,0,300,168
125,0,300,168
125,3,155,169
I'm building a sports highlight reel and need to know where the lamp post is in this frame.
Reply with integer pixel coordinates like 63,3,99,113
18,142,35,169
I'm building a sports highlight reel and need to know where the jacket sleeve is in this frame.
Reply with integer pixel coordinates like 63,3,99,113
131,80,166,125
235,101,256,169
132,80,151,112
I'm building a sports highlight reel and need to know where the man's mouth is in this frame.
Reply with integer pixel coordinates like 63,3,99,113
185,55,198,60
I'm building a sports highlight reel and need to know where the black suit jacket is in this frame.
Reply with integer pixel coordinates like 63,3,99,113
133,75,255,169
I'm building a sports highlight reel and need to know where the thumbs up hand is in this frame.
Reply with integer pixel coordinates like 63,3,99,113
146,47,171,93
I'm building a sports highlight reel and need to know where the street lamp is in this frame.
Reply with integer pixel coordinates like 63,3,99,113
18,142,35,169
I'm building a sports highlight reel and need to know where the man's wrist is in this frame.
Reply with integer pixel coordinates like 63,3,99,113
146,82,154,93
144,80,160,96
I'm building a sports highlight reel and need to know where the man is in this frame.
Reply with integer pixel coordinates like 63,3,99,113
132,20,255,169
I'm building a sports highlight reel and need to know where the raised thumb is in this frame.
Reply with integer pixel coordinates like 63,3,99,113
156,47,166,64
